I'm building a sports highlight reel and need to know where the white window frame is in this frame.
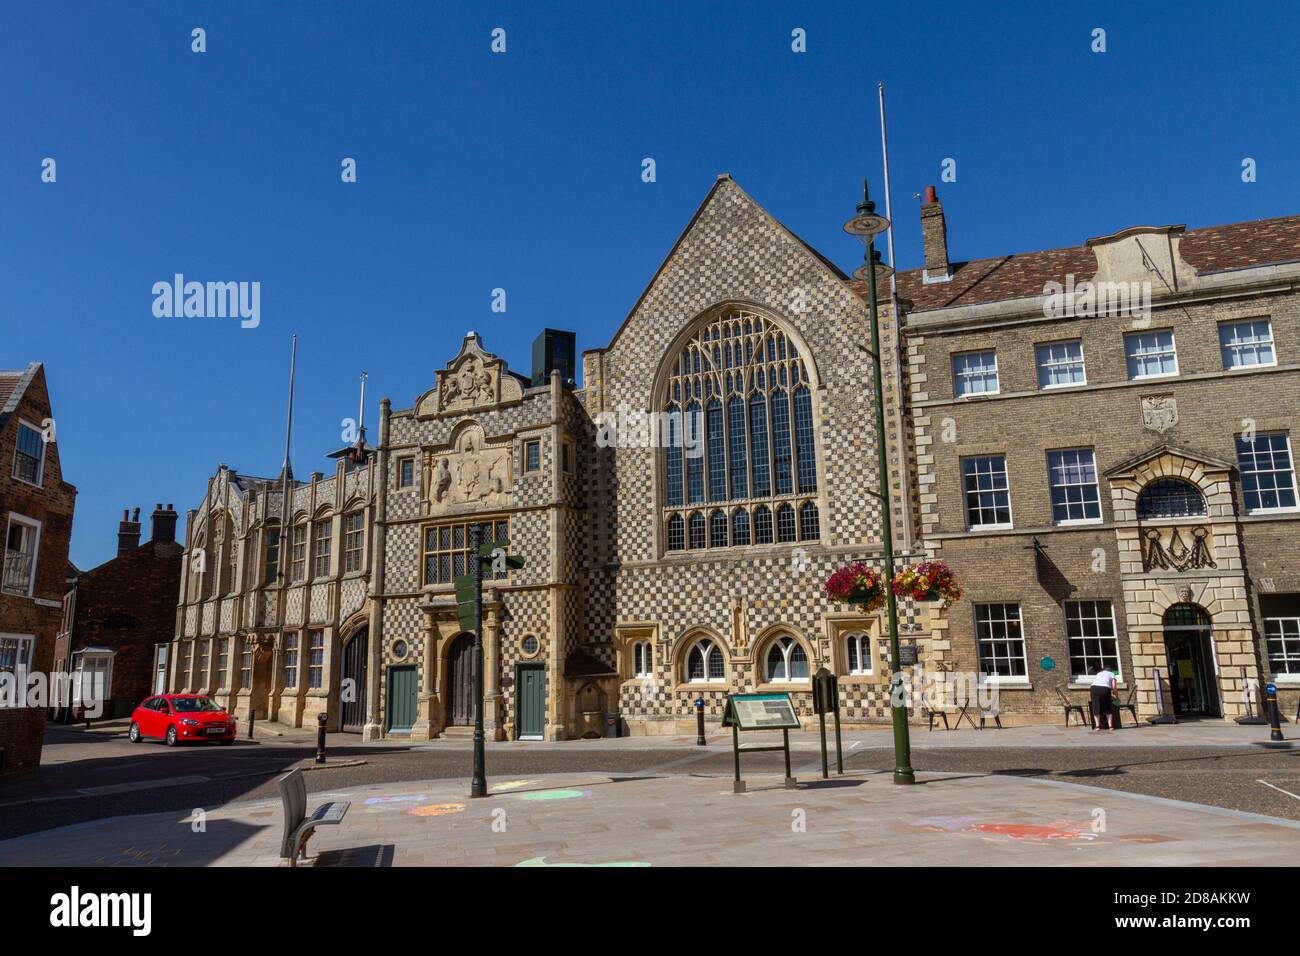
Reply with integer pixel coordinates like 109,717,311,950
1236,432,1299,515
1065,601,1121,683
1034,340,1087,389
764,636,810,684
1124,329,1179,380
952,350,1000,398
961,455,1014,531
975,603,1028,684
1219,318,1277,370
3,512,42,598
11,419,47,487
72,651,114,706
631,641,653,679
1047,448,1103,525
1265,616,1300,682
844,632,872,676
683,639,726,684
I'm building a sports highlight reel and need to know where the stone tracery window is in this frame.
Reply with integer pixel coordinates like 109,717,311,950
662,309,820,552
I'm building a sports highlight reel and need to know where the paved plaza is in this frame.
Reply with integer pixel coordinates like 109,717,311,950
3,759,1298,867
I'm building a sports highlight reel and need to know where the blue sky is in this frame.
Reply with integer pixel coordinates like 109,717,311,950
4,1,1298,569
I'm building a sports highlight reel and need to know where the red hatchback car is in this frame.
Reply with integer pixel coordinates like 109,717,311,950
129,694,237,746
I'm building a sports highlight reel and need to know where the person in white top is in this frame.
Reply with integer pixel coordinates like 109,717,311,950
1090,665,1118,731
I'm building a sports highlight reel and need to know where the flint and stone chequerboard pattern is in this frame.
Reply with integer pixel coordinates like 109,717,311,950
168,177,917,738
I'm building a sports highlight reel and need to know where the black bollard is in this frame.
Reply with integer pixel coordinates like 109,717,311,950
315,712,328,764
247,708,256,740
695,697,706,746
1266,683,1283,741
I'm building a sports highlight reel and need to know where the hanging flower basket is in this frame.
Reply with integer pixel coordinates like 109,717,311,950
891,560,963,604
823,562,886,613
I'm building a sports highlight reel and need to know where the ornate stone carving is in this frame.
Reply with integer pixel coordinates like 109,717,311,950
427,428,512,513
415,332,527,419
1141,396,1178,434
441,356,496,410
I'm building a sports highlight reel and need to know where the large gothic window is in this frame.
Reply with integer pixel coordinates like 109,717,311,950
662,310,820,552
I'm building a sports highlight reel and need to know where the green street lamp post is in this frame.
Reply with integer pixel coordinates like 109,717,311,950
844,179,915,785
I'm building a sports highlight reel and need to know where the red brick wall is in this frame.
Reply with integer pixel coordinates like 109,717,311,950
0,365,76,776
68,539,182,716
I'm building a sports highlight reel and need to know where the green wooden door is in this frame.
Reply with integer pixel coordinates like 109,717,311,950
516,664,545,740
387,665,418,732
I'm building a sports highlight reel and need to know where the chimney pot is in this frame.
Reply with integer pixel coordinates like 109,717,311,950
925,185,938,204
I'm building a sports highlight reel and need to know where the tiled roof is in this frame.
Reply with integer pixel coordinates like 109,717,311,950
883,214,1300,313
0,363,40,423
0,369,27,410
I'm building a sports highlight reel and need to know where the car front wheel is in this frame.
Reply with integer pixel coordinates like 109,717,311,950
128,722,142,743
165,726,178,746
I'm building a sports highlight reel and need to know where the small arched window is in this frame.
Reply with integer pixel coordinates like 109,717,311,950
765,636,809,683
685,639,726,682
632,641,653,678
666,514,684,551
1136,478,1207,519
710,509,728,548
845,632,871,675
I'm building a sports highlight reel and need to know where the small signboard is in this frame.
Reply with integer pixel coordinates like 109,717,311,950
899,644,919,666
722,693,799,731
454,574,477,632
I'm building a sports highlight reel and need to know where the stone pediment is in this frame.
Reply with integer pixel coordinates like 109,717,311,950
1102,443,1235,480
416,332,526,419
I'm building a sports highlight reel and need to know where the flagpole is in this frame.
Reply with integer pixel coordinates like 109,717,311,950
278,334,297,587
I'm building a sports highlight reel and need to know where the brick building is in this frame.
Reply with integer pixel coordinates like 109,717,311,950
0,363,76,777
54,504,182,719
898,187,1300,724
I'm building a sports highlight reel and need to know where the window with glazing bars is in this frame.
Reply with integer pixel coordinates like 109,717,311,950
1236,432,1298,512
312,520,332,577
422,519,510,584
343,512,365,572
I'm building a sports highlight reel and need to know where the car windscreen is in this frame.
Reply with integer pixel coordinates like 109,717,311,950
172,697,222,713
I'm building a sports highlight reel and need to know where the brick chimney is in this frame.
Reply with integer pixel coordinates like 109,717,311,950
920,184,951,282
117,508,142,555
150,503,178,544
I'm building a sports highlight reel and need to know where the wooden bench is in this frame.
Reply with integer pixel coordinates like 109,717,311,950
278,768,350,867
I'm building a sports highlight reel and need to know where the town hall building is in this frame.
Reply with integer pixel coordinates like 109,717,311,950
166,174,1300,736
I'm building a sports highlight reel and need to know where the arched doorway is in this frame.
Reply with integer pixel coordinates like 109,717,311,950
1162,604,1218,717
340,627,368,733
447,633,475,726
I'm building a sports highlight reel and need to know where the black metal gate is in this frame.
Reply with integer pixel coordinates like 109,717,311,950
341,627,368,733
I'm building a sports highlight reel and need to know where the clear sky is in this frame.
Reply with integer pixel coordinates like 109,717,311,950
4,0,1297,569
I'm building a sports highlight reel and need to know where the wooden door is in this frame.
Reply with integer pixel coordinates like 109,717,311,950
516,664,545,739
341,628,368,733
448,634,475,725
386,665,418,732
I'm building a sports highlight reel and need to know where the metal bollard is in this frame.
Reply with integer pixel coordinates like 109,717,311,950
247,708,256,740
695,697,706,746
315,712,328,764
1265,682,1283,741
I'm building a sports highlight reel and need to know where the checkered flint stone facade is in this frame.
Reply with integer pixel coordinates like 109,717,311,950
165,176,911,738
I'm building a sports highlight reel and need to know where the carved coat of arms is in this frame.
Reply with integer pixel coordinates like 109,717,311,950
1141,396,1178,434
